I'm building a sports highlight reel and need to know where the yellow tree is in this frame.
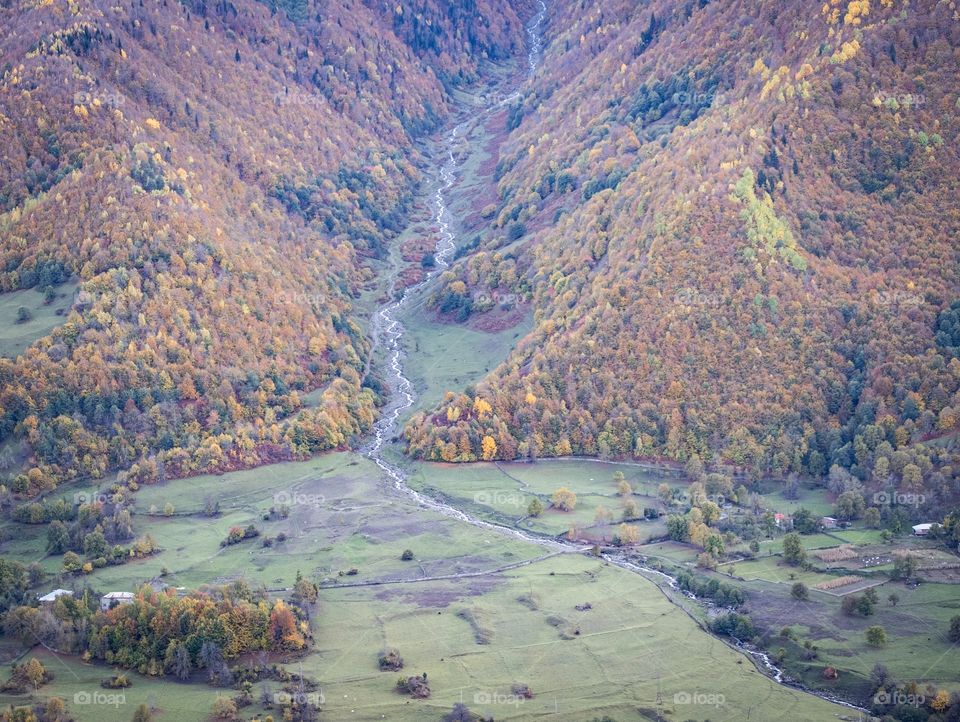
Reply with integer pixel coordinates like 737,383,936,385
551,487,577,511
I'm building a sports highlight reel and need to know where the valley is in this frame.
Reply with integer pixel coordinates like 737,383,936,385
0,0,959,720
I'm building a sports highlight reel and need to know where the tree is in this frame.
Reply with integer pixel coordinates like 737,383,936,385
132,703,152,722
212,696,238,719
666,514,689,542
550,487,577,511
705,534,724,557
892,554,918,580
791,582,809,601
400,549,414,561
833,491,865,520
46,521,70,554
841,594,860,616
948,615,960,643
791,508,820,534
901,463,922,490
481,435,497,460
24,658,47,690
782,533,806,565
616,523,640,544
870,663,891,691
594,505,613,524
657,483,672,505
856,593,875,616
171,643,191,681
863,507,880,529
527,498,544,517
617,479,632,496
887,593,899,607
865,625,888,647
622,499,640,520
441,703,474,722
697,552,718,569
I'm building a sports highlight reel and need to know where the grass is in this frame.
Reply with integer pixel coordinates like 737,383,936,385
301,554,848,721
0,281,78,358
721,556,836,587
0,451,857,720
398,302,533,420
406,458,675,540
759,485,835,518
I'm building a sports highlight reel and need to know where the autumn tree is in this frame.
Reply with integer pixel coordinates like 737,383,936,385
550,487,577,511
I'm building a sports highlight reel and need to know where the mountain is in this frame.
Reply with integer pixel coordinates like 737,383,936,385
405,0,960,493
0,0,526,492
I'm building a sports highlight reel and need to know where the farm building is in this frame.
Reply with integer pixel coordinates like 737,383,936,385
100,591,135,611
38,589,73,605
912,523,934,536
820,516,838,529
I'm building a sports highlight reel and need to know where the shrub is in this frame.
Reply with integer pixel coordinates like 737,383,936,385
378,648,404,671
396,674,430,698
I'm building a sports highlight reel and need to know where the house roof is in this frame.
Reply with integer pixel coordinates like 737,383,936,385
912,523,934,531
102,591,135,599
38,589,73,602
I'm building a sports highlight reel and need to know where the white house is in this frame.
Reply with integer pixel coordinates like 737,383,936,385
100,591,135,611
912,523,934,536
38,589,73,605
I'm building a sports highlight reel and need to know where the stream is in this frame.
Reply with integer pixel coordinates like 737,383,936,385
361,1,866,714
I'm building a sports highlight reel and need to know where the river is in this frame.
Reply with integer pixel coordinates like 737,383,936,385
361,1,866,713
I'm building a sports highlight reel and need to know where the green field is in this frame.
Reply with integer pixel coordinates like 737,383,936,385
405,458,678,539
399,299,534,420
0,452,858,721
0,281,78,358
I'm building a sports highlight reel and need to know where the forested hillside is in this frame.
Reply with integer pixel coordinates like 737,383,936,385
406,0,960,497
0,0,526,493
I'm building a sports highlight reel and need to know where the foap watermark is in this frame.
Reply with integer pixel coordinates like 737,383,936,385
672,90,725,107
74,691,126,707
474,491,525,508
276,290,329,306
874,689,924,707
474,292,528,308
274,91,324,109
273,490,326,507
474,691,524,708
470,90,520,108
74,490,111,506
673,287,724,308
873,491,925,508
677,490,727,507
74,90,125,108
273,690,325,706
864,290,924,309
674,691,726,708
874,90,926,108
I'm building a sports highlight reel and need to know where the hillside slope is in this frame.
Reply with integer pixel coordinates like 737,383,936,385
0,0,527,492
406,0,960,494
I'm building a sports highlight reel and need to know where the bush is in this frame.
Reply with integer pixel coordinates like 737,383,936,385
507,222,526,241
378,648,404,671
396,674,430,698
101,673,131,689
400,549,414,561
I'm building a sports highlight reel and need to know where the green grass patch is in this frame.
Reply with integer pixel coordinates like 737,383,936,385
0,281,78,358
